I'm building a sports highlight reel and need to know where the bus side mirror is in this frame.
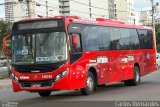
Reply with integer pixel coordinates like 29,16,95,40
3,34,12,57
72,34,78,49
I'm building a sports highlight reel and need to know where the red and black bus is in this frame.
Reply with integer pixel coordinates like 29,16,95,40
3,16,157,96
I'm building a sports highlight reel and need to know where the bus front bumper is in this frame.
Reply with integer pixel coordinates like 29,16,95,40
11,70,72,92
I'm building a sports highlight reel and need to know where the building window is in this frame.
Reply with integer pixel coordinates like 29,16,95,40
115,14,117,17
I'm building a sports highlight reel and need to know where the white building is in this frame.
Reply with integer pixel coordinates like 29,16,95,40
59,0,108,19
5,0,14,22
34,0,59,18
135,12,141,25
139,11,152,25
108,0,115,19
5,0,109,22
5,0,27,22
115,0,135,24
13,2,28,21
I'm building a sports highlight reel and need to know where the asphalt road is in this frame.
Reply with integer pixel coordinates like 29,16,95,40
0,70,160,107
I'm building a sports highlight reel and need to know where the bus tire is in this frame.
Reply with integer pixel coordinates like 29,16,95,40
81,72,95,95
38,91,51,97
124,66,141,86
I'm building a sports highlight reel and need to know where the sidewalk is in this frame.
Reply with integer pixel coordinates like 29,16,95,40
0,79,12,89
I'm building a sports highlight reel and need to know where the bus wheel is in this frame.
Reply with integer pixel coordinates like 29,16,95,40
81,72,95,95
38,91,51,97
124,66,141,86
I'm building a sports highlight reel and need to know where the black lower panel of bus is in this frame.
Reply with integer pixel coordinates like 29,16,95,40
19,80,54,88
12,60,67,73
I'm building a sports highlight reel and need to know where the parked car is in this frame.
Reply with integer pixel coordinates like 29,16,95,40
156,53,160,68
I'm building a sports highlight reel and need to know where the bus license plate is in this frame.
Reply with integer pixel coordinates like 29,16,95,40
31,83,41,88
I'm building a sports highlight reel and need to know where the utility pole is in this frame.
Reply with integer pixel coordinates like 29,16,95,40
149,0,156,44
149,0,160,35
150,0,155,28
19,0,34,18
27,0,34,18
46,1,48,18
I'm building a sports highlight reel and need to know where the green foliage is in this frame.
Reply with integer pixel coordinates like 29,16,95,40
0,20,12,56
156,24,160,52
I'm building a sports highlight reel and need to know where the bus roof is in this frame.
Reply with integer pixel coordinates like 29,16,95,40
17,16,153,30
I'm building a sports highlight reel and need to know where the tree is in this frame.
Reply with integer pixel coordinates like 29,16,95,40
156,32,160,52
0,20,12,56
155,24,160,52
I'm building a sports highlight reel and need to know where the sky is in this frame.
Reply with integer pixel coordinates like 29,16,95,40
0,0,160,19
135,0,160,11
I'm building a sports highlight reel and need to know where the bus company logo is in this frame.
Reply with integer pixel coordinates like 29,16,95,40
89,60,96,63
97,56,108,64
36,57,51,62
20,76,29,80
128,56,134,61
42,75,52,79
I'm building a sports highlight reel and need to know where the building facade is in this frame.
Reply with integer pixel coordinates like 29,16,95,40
59,0,108,19
108,0,115,19
114,0,135,24
5,0,109,21
139,11,152,25
5,0,14,22
5,0,28,22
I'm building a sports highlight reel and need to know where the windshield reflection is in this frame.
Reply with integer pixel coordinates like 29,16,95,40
12,32,67,64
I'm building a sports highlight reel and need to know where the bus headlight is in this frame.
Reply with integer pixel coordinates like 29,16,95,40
62,69,68,77
55,74,61,81
11,73,15,78
14,76,19,82
55,69,68,82
11,73,19,83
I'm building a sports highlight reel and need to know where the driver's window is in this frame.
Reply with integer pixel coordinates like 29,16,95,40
71,34,82,53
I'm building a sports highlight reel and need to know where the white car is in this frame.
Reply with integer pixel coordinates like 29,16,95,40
156,53,160,68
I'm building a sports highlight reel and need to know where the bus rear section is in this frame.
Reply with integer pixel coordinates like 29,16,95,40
2,16,157,96
68,20,157,89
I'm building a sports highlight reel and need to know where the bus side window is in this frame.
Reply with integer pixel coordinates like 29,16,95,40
70,33,82,53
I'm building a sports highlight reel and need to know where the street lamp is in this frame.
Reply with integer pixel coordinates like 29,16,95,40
150,0,154,27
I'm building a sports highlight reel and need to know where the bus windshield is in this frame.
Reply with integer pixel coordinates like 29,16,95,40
12,32,67,64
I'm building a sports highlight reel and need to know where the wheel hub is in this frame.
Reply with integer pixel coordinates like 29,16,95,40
87,76,94,91
135,71,140,82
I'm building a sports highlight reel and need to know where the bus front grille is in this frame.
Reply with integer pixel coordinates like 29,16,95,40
19,80,53,88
